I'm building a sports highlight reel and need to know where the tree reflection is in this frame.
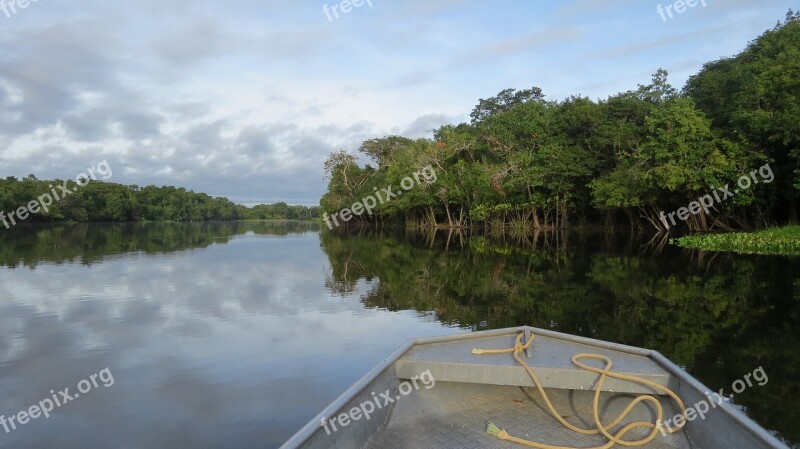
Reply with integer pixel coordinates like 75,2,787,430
320,228,800,446
0,221,318,268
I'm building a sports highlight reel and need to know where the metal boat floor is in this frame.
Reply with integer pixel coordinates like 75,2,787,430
362,386,692,449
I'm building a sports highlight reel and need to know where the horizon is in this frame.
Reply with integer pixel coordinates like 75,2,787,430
0,0,796,204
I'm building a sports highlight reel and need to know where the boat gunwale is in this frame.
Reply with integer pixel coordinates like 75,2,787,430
277,335,415,449
278,328,527,449
278,326,788,449
649,351,787,448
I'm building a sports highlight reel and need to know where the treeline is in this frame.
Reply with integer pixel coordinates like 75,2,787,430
0,221,319,267
0,176,320,225
321,12,800,232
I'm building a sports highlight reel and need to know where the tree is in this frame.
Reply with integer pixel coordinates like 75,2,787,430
685,12,800,221
317,12,799,232
358,136,413,167
470,87,545,124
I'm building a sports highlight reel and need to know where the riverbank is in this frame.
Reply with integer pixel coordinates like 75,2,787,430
672,226,800,256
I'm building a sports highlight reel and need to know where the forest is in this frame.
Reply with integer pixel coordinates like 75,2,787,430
0,177,319,225
321,12,800,232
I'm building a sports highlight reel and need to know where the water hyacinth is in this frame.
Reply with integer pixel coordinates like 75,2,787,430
672,226,800,256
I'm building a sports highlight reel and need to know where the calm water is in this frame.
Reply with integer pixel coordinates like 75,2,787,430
0,222,798,448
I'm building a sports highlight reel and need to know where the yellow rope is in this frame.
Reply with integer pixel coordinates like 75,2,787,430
472,333,688,449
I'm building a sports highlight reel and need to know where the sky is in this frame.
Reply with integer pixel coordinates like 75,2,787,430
0,0,796,206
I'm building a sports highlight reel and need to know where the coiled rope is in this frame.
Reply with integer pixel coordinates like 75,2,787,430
472,333,687,449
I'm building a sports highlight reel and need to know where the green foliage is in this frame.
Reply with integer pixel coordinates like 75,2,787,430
672,226,800,256
245,202,319,220
470,87,545,124
320,12,800,232
0,177,318,226
358,135,414,167
685,12,800,221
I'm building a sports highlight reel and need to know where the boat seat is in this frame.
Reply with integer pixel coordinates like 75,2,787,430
394,333,675,395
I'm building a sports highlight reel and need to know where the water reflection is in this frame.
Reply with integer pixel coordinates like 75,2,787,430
0,222,462,449
0,221,319,268
0,223,797,447
321,227,800,446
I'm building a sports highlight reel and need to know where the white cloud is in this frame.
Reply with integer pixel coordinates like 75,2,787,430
0,0,795,203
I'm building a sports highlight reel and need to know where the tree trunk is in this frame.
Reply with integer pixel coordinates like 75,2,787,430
444,203,453,228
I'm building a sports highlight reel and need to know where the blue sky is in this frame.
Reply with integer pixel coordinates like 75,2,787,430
0,0,796,205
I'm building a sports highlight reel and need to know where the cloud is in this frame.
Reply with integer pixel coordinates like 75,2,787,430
399,113,458,138
453,27,584,66
392,0,482,19
587,25,728,59
0,21,123,135
382,70,438,89
61,101,166,142
559,0,639,16
0,0,794,205
151,18,227,66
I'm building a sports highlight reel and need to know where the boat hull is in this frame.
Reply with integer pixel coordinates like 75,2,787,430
280,326,788,449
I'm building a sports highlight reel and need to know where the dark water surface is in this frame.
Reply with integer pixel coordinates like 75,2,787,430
0,222,797,448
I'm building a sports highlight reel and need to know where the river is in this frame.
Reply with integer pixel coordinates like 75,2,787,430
0,222,797,448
